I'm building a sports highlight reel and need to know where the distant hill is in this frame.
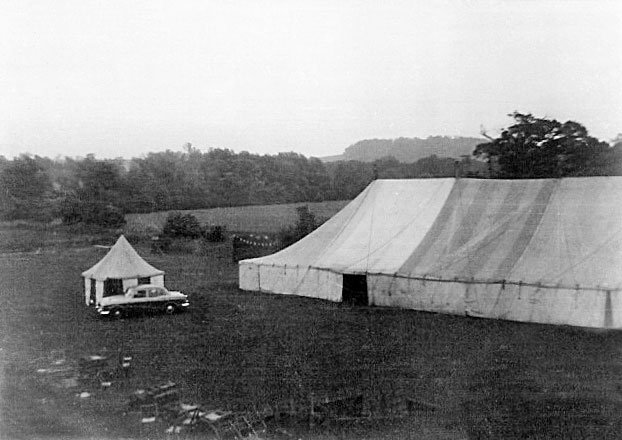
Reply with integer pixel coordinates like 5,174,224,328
321,136,485,163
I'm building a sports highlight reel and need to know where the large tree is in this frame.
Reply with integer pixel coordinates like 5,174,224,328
58,155,128,226
474,112,621,178
0,155,53,220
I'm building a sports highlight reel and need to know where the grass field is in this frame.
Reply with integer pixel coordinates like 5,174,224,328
2,231,622,439
124,200,350,235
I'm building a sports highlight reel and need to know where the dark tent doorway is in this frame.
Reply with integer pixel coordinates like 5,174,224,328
342,274,368,305
104,278,124,297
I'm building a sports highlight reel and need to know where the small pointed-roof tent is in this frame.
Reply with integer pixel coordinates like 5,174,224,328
82,235,164,305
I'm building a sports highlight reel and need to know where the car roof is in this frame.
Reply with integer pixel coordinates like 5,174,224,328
127,284,165,290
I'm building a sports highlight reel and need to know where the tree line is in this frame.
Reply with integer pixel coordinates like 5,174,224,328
0,148,474,223
1,113,620,225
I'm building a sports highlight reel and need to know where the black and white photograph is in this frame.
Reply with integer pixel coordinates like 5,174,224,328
1,1,622,438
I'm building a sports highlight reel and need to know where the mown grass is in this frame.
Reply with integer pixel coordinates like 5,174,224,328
2,234,622,439
124,200,349,235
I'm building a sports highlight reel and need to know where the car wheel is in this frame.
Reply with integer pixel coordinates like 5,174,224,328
165,303,176,315
111,308,123,319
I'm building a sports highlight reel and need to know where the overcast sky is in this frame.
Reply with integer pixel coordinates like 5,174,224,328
1,0,621,159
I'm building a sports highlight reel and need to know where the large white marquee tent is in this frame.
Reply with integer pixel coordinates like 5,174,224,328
239,177,622,329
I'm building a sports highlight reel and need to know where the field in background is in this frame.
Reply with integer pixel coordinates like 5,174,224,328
125,200,349,235
0,200,348,254
3,234,622,439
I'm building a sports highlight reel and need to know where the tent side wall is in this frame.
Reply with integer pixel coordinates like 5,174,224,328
151,275,164,287
83,278,106,306
84,278,90,305
240,265,621,328
368,275,620,329
84,279,105,306
240,262,342,302
368,275,466,316
239,261,260,291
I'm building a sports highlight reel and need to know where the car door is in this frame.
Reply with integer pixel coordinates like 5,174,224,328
147,287,166,311
131,288,150,310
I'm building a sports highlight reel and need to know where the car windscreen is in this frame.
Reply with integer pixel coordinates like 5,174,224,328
133,289,147,298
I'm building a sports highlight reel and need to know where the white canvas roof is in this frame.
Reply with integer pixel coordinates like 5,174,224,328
82,235,164,281
246,179,455,273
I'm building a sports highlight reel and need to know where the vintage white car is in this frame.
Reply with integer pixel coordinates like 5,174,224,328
97,284,189,318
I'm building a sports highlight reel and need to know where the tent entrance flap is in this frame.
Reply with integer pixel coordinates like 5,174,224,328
90,279,96,305
342,274,368,305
